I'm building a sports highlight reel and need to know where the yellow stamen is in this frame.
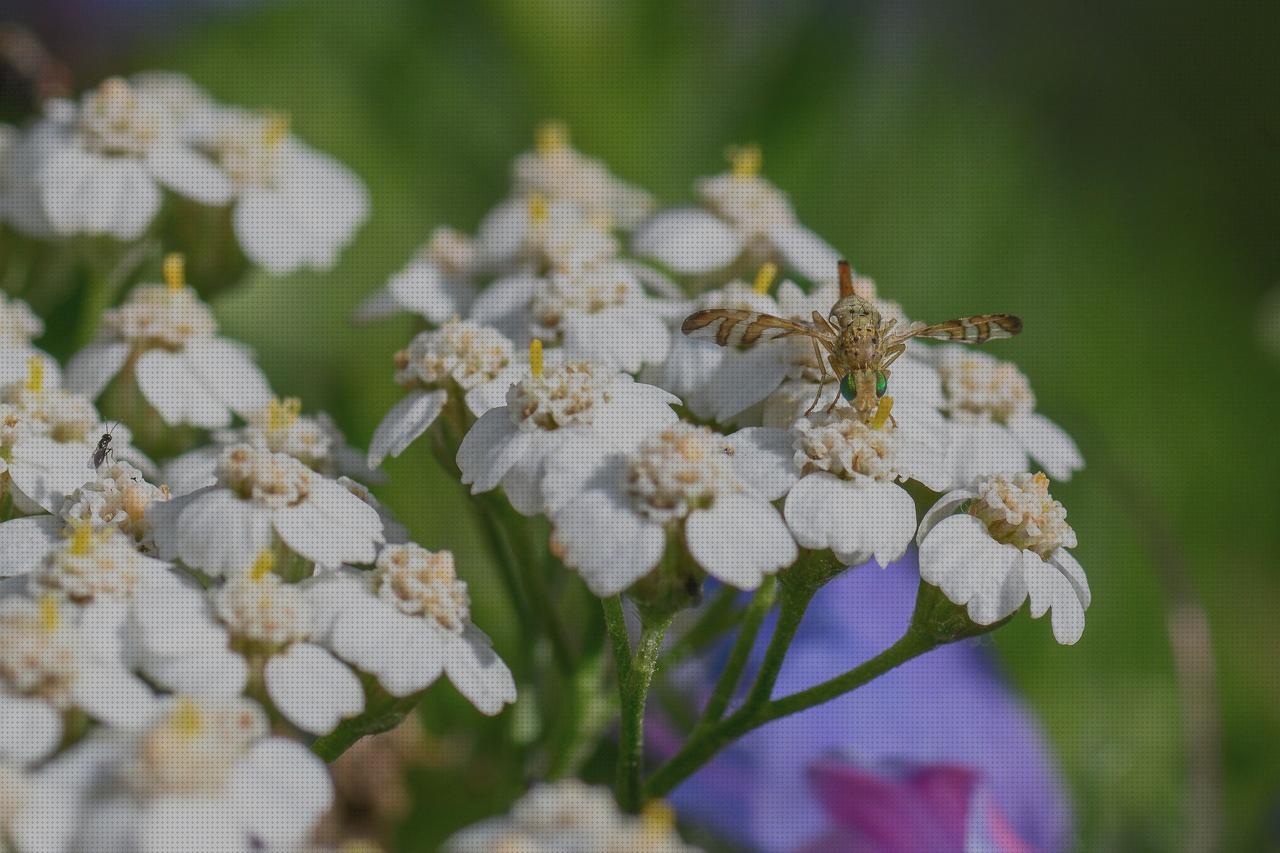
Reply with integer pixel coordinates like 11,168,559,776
870,396,894,430
264,112,290,148
24,356,43,393
527,192,550,224
640,800,677,837
171,697,203,737
752,262,778,295
535,120,569,154
37,594,60,632
529,339,544,379
162,252,185,291
250,549,276,582
729,143,762,179
68,521,94,557
267,397,302,433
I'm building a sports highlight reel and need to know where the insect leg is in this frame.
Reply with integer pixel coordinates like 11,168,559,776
824,356,843,413
880,343,907,369
804,337,828,415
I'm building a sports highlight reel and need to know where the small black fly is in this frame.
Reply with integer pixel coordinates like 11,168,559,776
92,423,117,470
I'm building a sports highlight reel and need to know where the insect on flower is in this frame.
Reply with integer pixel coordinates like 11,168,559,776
91,422,117,469
681,260,1023,426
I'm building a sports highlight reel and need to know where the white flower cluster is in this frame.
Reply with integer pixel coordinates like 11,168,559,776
363,130,1091,645
0,72,368,274
443,779,700,853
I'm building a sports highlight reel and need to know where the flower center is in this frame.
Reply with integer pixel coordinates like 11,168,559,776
219,444,313,510
215,562,312,648
59,461,168,547
626,424,743,523
530,266,637,325
128,697,267,796
77,77,170,156
212,110,289,189
968,472,1076,559
42,526,151,603
100,283,218,350
374,544,470,632
791,410,901,481
507,363,611,431
394,320,514,392
0,596,81,706
936,348,1035,422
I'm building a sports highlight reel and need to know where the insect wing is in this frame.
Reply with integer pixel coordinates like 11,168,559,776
681,309,828,348
889,314,1022,346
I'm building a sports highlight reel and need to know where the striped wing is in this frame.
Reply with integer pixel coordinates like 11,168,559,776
888,314,1022,346
681,309,829,348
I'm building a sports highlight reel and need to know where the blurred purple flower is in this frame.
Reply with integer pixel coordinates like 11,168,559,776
651,552,1072,852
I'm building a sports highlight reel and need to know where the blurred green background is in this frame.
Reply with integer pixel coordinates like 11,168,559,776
6,0,1280,850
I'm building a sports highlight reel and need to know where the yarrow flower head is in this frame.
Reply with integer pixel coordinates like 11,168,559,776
933,347,1084,483
443,779,700,853
0,370,99,515
66,255,273,429
783,409,947,568
545,423,797,595
632,145,838,281
476,194,619,275
917,472,1090,644
355,226,479,325
307,544,516,714
457,357,679,515
151,443,383,576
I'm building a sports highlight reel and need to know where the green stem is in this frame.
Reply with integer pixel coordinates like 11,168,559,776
696,576,777,729
645,625,937,797
740,576,816,712
602,595,631,685
616,610,672,811
311,692,423,762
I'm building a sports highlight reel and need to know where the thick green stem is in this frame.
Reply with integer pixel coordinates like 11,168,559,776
602,595,632,685
696,576,777,729
616,610,672,811
740,576,816,712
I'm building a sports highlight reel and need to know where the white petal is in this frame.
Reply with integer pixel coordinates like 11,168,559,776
726,427,797,500
387,260,472,324
234,189,303,274
915,488,977,545
1021,551,1086,644
273,478,382,568
65,341,131,400
265,643,364,735
704,345,793,421
442,626,517,715
551,491,665,596
631,207,744,274
158,488,273,575
687,493,796,589
456,408,530,493
475,199,531,269
1050,547,1091,609
41,148,160,239
71,666,156,729
1007,413,1084,481
768,222,840,283
182,338,274,417
468,271,539,335
159,447,220,496
945,419,1029,487
0,515,62,577
146,143,233,205
9,438,95,513
227,738,334,849
367,389,447,468
135,349,230,428
0,693,62,766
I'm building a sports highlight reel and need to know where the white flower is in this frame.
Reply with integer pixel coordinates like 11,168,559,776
367,320,523,469
457,361,679,515
66,259,273,428
783,410,946,568
0,393,95,515
475,194,618,274
0,593,155,728
150,444,383,576
916,472,1090,645
310,545,515,714
444,779,699,853
163,397,381,496
545,424,797,595
0,294,61,393
67,695,334,853
354,226,477,324
0,692,62,767
202,108,368,274
510,122,655,229
28,77,231,240
632,145,838,281
0,758,84,853
933,347,1084,483
212,555,363,735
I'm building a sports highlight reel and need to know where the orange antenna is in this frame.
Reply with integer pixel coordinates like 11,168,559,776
838,259,854,298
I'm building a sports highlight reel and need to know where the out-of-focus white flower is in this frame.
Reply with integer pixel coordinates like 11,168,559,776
367,320,524,469
510,122,655,230
0,293,61,391
0,692,63,767
457,359,679,515
211,552,363,735
0,363,98,514
545,424,797,595
201,108,368,274
475,194,619,274
309,544,515,714
932,347,1083,483
354,227,478,325
0,592,154,728
444,779,699,853
150,443,383,576
66,695,334,853
127,71,219,144
66,255,273,429
783,410,946,568
162,397,381,496
26,77,230,240
917,472,1089,645
470,259,683,373
0,756,84,853
632,145,838,281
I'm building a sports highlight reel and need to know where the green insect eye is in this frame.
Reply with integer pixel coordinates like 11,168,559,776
875,371,888,397
840,374,856,401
